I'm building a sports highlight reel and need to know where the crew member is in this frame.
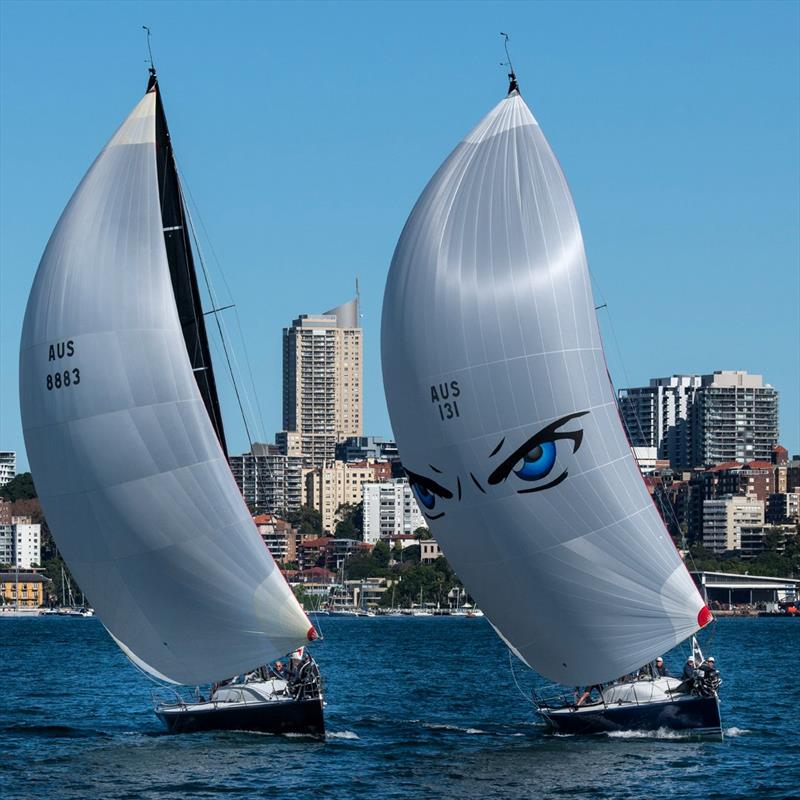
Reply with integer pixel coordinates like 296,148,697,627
575,685,602,707
699,656,717,676
654,656,669,677
682,657,696,681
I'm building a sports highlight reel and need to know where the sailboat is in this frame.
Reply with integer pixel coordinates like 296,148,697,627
381,56,721,735
19,66,324,736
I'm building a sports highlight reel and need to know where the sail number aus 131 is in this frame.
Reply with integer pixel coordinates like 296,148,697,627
431,381,460,421
45,339,80,391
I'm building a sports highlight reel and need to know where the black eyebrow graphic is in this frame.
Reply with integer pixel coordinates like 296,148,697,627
404,468,453,499
487,410,589,486
456,476,462,501
429,464,443,474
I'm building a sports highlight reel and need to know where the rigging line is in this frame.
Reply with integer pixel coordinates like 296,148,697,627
174,165,269,447
182,194,255,450
588,266,699,576
507,649,536,706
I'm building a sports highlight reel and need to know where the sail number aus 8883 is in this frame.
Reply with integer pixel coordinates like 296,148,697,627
46,369,80,391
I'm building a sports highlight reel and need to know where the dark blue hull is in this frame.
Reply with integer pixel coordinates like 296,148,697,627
156,697,324,737
539,694,721,736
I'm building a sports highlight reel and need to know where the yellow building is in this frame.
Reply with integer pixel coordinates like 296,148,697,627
0,572,49,608
304,460,384,533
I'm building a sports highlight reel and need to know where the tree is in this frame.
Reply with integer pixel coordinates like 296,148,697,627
9,497,44,524
287,506,322,537
413,526,432,541
292,583,311,609
334,502,363,540
0,472,36,502
372,539,391,568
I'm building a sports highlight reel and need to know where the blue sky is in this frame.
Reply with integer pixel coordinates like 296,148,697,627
1,0,798,471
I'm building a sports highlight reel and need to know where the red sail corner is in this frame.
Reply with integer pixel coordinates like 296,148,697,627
697,606,713,628
307,627,319,641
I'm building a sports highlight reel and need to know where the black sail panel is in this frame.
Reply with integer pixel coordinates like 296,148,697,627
148,73,229,457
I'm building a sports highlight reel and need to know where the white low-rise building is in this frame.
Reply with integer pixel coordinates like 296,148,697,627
420,539,442,563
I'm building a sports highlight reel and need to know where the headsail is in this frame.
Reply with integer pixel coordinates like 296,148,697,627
20,85,313,685
381,87,711,686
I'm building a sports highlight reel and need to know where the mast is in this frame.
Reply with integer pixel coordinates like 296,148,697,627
146,70,229,457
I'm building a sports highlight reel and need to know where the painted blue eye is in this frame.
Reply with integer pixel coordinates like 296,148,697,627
412,483,436,510
512,441,557,481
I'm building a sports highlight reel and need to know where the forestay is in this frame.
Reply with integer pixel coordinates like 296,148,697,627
19,90,313,685
381,90,710,686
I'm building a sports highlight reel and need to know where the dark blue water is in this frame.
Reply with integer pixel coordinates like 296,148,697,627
1,617,797,799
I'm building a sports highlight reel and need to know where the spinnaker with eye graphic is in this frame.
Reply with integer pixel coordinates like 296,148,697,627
381,60,721,735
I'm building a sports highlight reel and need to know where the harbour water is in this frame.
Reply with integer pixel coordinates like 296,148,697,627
1,616,797,799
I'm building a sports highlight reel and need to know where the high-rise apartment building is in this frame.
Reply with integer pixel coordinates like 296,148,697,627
228,443,305,515
362,478,427,544
695,372,778,466
281,298,362,468
0,452,16,487
618,371,778,469
618,376,701,467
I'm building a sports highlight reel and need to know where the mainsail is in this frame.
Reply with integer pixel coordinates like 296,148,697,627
149,72,228,457
19,81,313,685
381,85,711,686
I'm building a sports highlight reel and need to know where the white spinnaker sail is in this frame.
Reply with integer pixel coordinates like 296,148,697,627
381,91,711,687
19,90,313,685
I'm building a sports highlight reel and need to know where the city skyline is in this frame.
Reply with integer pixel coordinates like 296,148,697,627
1,1,798,471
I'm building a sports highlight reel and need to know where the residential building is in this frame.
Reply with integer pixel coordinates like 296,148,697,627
295,536,370,572
303,459,388,533
739,524,797,559
281,297,362,468
0,501,11,524
700,460,775,502
0,525,13,565
695,372,778,465
0,571,49,607
420,539,442,563
0,519,41,569
12,522,41,569
252,514,298,565
618,371,778,469
228,443,304,514
335,436,399,462
362,478,427,544
0,451,15,487
618,375,701,467
766,493,800,525
702,495,765,553
296,537,334,571
787,458,800,493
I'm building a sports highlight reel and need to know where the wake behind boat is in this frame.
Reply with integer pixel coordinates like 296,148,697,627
19,60,323,737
